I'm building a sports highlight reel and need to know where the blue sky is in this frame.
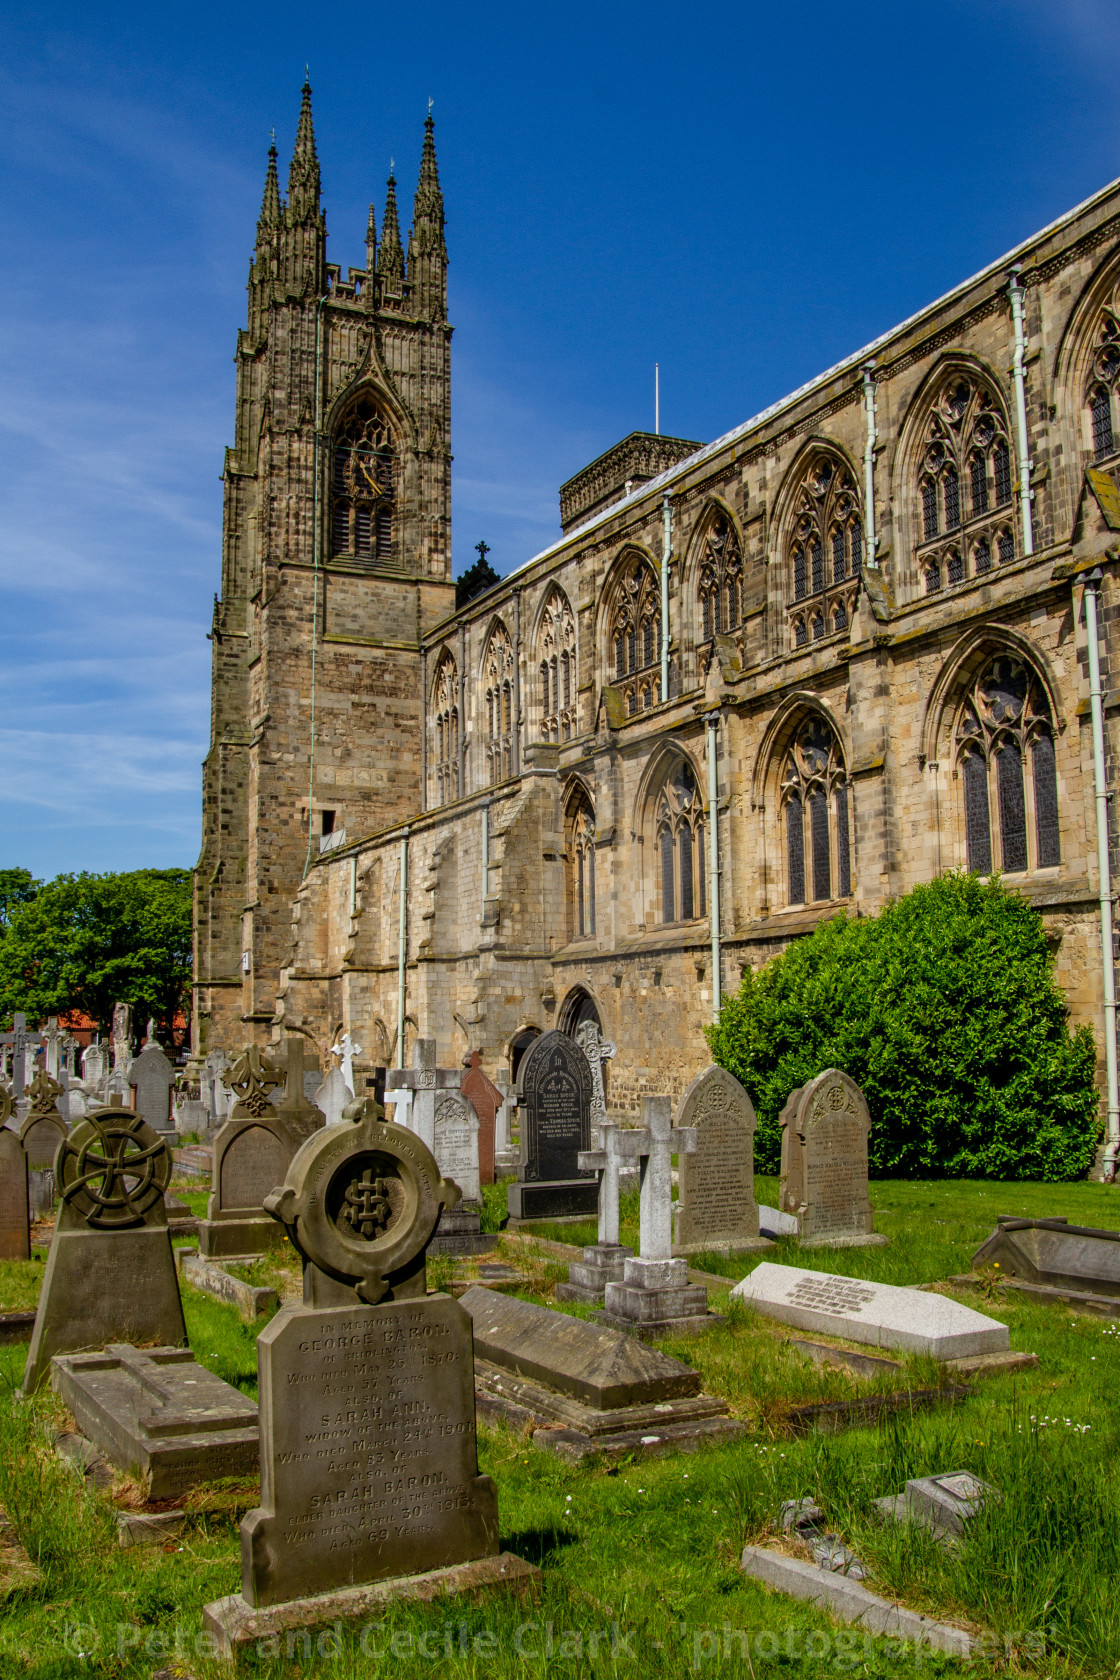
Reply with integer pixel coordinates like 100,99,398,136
1,0,1118,879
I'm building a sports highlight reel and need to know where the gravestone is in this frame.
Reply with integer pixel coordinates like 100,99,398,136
574,1021,615,1125
23,1103,186,1392
203,1049,232,1126
0,1101,30,1261
51,1344,258,1498
674,1065,770,1256
874,1471,992,1539
430,1090,493,1257
198,1048,295,1259
385,1038,461,1150
973,1215,1120,1305
106,1002,133,1103
330,1031,361,1096
311,1065,351,1128
493,1074,519,1175
18,1071,68,1221
201,1088,535,1658
272,1035,324,1140
597,1096,715,1337
461,1051,502,1185
129,1029,176,1138
506,1030,597,1221
729,1262,1009,1358
557,1114,633,1304
0,1013,44,1098
80,1041,110,1104
779,1069,886,1248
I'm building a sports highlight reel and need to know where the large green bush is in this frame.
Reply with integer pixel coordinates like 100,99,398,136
707,873,1101,1180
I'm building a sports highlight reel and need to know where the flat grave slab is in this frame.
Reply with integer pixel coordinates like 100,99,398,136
51,1343,259,1499
730,1263,1010,1359
973,1215,1120,1300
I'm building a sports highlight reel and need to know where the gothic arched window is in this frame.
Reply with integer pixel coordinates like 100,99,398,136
330,395,396,566
609,558,661,716
538,589,576,743
432,651,459,807
697,513,743,644
1083,292,1120,462
955,655,1060,874
654,760,706,924
569,797,596,939
915,376,1014,588
785,456,861,650
482,622,515,786
781,718,851,906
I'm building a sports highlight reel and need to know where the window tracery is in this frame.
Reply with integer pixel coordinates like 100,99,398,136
955,655,1060,874
538,591,576,743
330,395,396,565
697,514,743,642
609,558,661,717
780,719,851,906
654,760,706,924
786,456,860,651
482,623,515,786
1084,290,1120,461
915,376,1014,588
432,651,459,807
569,797,596,939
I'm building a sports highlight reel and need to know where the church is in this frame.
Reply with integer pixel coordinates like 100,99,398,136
192,82,1120,1145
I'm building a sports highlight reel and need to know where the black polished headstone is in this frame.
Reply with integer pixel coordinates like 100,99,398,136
506,1031,597,1222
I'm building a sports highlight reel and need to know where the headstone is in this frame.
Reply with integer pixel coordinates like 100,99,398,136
0,1098,30,1261
0,1013,44,1097
506,1030,597,1221
574,1021,615,1124
198,1048,295,1259
111,1002,132,1072
204,1049,232,1125
779,1069,886,1248
874,1472,992,1539
129,1034,176,1138
80,1041,110,1104
201,1087,536,1658
492,1073,519,1174
430,1090,493,1257
461,1051,502,1185
972,1215,1120,1304
42,1017,64,1079
272,1035,324,1140
311,1065,351,1128
51,1344,258,1498
597,1096,715,1337
674,1065,770,1256
461,1286,742,1461
330,1031,361,1095
18,1071,68,1221
385,1038,461,1152
729,1262,1010,1358
23,1103,187,1392
556,1116,634,1304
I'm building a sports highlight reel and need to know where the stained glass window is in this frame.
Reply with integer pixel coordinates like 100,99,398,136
997,741,1028,872
1032,731,1060,867
998,529,1014,565
781,718,849,906
947,550,964,585
786,791,804,906
970,453,989,515
835,785,851,898
962,747,992,873
1091,386,1114,460
974,538,991,574
944,467,960,530
922,480,939,540
832,527,846,583
993,440,1012,506
956,656,1058,874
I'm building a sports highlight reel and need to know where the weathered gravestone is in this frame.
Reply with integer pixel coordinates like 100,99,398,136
557,1113,633,1305
201,1088,537,1658
203,1049,232,1127
430,1090,495,1256
129,1026,176,1138
779,1069,886,1248
384,1038,461,1150
51,1343,258,1499
18,1071,68,1221
506,1030,597,1221
0,1095,30,1261
198,1048,295,1259
311,1065,351,1128
461,1051,502,1185
23,1103,186,1392
80,1041,110,1105
730,1263,1010,1358
673,1064,771,1257
972,1215,1120,1307
272,1035,325,1141
492,1073,519,1175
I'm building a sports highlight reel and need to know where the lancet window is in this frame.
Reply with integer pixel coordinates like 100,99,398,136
915,376,1014,590
1084,290,1120,462
538,591,576,743
569,797,597,939
781,718,851,906
330,395,396,565
432,652,459,807
955,655,1060,874
483,623,516,785
654,760,706,924
698,514,743,643
786,456,861,650
609,558,661,717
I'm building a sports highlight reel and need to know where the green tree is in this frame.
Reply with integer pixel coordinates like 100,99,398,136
0,868,41,929
707,873,1101,1181
0,869,193,1048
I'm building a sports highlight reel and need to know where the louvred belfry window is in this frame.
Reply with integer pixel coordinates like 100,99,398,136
330,396,396,565
915,377,1015,589
781,718,851,906
786,457,861,650
955,655,1060,874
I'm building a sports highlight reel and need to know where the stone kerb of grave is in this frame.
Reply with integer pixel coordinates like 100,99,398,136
23,1103,186,1393
198,1048,295,1260
507,1030,597,1222
202,1091,537,1657
673,1064,772,1257
972,1215,1120,1307
779,1069,887,1249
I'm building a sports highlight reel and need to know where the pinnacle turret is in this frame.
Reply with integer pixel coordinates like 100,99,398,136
377,170,405,299
365,202,377,276
407,112,447,320
287,79,321,224
258,143,282,235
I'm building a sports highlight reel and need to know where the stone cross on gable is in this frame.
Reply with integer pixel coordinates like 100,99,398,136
574,1021,615,1124
615,1095,698,1263
385,1039,460,1154
330,1032,362,1096
0,1014,45,1097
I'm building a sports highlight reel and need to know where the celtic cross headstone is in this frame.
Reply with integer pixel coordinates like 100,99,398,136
23,1102,186,1392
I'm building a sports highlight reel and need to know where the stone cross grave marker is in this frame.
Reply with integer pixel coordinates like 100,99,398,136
674,1064,769,1255
272,1035,324,1141
598,1096,715,1336
0,1014,44,1098
201,1087,536,1658
461,1051,503,1185
556,1117,635,1304
129,1028,176,1137
0,1096,30,1261
779,1069,886,1248
575,1021,615,1123
507,1030,597,1221
198,1047,295,1260
42,1018,64,1080
330,1031,362,1095
203,1049,231,1125
23,1102,186,1392
385,1038,461,1152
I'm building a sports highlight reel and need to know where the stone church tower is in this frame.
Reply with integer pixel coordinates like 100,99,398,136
193,85,455,1052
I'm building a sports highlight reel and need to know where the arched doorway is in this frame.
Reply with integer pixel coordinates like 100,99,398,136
557,986,601,1038
509,1028,541,1085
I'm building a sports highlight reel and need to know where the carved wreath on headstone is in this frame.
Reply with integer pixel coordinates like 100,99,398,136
57,1107,172,1229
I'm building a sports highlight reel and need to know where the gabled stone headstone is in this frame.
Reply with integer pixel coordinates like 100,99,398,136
674,1064,770,1256
430,1090,493,1257
779,1069,886,1248
23,1103,186,1392
198,1048,294,1260
80,1041,109,1104
0,1112,30,1261
129,1035,176,1137
19,1072,68,1221
461,1051,502,1185
201,1088,535,1658
507,1030,597,1221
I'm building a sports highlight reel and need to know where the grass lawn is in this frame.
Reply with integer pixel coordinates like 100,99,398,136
0,1179,1117,1678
